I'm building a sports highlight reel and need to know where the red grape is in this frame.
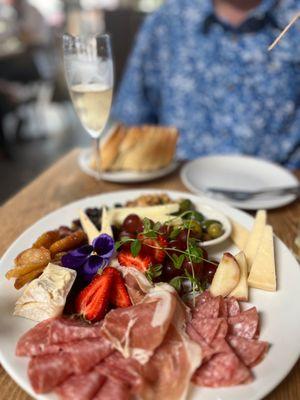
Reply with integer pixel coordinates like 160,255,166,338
122,214,143,234
202,262,218,283
162,260,182,281
183,259,204,280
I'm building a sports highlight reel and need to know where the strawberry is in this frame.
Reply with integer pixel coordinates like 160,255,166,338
75,267,115,322
117,250,152,272
138,234,168,263
110,269,132,308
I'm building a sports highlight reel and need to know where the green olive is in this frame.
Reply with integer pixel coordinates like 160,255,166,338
188,220,202,237
179,199,195,213
202,219,221,231
207,223,223,239
192,211,205,222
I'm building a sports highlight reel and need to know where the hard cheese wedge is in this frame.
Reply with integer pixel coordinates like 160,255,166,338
248,225,276,291
100,206,113,237
244,210,267,272
230,219,250,250
229,251,249,301
80,210,100,243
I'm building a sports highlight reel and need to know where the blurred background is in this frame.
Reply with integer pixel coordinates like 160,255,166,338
0,0,160,203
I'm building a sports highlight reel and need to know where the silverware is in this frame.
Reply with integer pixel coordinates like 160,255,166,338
205,185,300,201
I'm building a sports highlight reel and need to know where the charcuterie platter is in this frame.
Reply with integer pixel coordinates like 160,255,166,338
0,189,299,400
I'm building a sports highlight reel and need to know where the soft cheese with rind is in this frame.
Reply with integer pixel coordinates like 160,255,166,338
248,225,276,291
14,263,76,321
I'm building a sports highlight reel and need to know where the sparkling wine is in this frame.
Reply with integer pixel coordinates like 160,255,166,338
70,83,113,138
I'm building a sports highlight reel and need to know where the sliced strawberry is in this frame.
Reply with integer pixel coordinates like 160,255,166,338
138,234,168,263
110,269,132,308
75,268,114,322
117,250,152,272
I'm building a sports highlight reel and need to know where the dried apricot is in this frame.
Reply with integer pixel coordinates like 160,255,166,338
49,230,87,255
32,230,60,249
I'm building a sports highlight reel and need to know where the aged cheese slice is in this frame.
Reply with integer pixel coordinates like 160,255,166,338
107,203,180,225
100,206,113,237
244,210,267,272
80,210,100,243
230,219,250,250
229,251,248,301
248,225,276,291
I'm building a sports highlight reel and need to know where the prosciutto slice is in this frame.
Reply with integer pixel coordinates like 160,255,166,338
94,378,131,400
117,265,152,304
101,284,177,364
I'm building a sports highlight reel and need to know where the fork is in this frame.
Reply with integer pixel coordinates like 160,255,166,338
204,185,300,201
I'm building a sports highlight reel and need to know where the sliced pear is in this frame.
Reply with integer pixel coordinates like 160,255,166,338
248,225,276,291
210,252,240,297
244,210,267,272
229,251,248,301
79,210,100,244
230,219,250,250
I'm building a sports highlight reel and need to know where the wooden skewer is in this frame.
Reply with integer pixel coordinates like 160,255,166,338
268,12,300,51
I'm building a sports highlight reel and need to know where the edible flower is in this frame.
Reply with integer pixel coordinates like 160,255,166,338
61,234,114,282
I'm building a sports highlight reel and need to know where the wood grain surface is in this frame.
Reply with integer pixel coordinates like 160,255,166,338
0,148,299,400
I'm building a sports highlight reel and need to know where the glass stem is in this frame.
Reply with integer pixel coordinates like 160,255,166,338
94,137,101,180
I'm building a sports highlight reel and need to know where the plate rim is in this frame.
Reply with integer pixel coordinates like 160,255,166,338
0,188,299,400
78,148,180,183
180,155,298,210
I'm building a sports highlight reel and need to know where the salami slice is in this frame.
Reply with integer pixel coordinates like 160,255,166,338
94,378,131,400
195,291,212,307
227,335,269,367
193,296,221,319
55,368,106,400
219,297,228,318
49,318,103,344
28,353,73,393
225,297,241,317
191,318,228,344
186,324,215,362
16,319,53,356
228,307,259,339
192,351,252,387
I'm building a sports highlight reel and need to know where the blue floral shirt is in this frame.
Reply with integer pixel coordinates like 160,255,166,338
112,0,300,168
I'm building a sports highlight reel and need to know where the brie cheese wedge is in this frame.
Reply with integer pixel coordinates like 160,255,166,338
14,263,76,321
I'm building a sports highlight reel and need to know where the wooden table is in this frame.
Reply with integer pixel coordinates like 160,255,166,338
0,148,299,400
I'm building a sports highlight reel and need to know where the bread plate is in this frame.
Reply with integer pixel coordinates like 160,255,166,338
0,189,300,400
78,148,180,183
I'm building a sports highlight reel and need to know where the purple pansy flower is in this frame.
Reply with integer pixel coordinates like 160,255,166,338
62,233,114,282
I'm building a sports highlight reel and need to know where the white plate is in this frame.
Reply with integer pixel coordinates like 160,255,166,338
0,189,300,400
78,148,179,183
181,155,299,210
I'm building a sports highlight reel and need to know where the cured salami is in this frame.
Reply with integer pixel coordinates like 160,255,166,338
49,318,103,344
186,324,215,362
94,378,131,400
225,297,241,317
16,319,53,356
28,353,73,393
228,307,259,339
193,351,252,387
191,318,228,344
193,295,221,319
55,369,106,400
227,335,269,367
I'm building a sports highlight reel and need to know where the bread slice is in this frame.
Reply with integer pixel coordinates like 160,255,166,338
93,124,178,172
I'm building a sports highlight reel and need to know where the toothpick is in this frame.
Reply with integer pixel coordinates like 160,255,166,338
268,12,300,51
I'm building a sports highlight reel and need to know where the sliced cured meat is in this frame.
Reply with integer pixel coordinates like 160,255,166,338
16,319,53,356
219,297,228,318
49,318,103,344
227,335,269,367
193,295,221,319
101,284,177,364
225,297,240,317
228,307,259,339
117,265,152,304
97,351,144,390
28,353,73,393
55,368,106,400
61,337,113,374
186,323,215,362
141,322,202,400
193,351,252,387
194,290,212,307
94,378,131,400
191,318,228,344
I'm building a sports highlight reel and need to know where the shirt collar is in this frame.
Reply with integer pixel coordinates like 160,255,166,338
185,0,280,31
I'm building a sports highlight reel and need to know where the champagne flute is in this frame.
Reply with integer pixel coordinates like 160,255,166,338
63,33,113,179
